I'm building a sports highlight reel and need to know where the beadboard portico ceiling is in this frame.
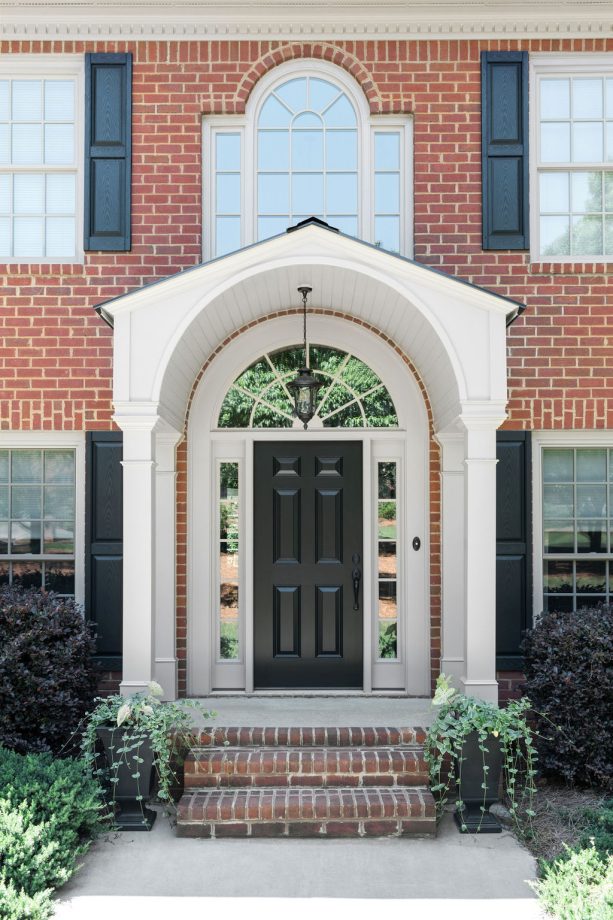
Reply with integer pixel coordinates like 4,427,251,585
97,221,520,434
1,0,612,39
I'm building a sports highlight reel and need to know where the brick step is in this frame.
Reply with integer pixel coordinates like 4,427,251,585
196,726,426,748
184,746,428,788
176,786,436,838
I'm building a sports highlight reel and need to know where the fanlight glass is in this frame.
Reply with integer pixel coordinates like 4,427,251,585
217,345,398,429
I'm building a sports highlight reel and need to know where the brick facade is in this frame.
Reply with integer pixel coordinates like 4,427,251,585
2,36,612,696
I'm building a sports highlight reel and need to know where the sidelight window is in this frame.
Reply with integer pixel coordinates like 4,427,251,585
218,461,240,660
377,460,398,659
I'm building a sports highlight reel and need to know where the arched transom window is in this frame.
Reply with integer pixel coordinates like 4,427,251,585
218,344,398,429
204,62,412,260
257,77,358,239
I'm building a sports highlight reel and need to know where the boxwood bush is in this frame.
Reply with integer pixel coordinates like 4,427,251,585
0,585,98,754
0,746,104,919
522,604,613,789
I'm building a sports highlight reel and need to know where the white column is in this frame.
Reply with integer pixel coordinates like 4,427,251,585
154,428,182,701
436,431,466,687
115,411,158,696
460,409,505,703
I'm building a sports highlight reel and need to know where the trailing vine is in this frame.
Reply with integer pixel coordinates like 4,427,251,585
79,682,215,825
424,674,538,834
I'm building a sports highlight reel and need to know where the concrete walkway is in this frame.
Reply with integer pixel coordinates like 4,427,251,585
53,810,542,919
184,695,436,727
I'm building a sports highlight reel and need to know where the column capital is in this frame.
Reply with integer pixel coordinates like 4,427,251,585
113,401,160,433
459,399,507,433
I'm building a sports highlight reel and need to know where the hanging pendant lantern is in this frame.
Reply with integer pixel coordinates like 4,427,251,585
288,286,323,429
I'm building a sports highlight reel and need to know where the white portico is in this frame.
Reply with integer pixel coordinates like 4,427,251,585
96,221,521,702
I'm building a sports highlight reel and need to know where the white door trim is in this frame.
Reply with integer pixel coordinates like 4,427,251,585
187,314,429,696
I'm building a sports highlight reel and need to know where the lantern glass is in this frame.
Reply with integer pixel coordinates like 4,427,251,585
288,368,323,427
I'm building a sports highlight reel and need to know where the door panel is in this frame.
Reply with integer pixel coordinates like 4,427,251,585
254,441,363,688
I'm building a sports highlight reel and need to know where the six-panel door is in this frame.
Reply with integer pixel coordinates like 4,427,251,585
254,441,363,688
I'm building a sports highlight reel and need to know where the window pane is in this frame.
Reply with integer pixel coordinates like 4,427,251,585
46,174,75,214
605,174,613,211
606,217,613,255
0,81,8,121
293,112,321,129
43,485,74,521
323,94,356,127
46,217,75,258
543,449,573,482
292,173,323,213
544,521,574,554
12,81,42,121
11,486,41,520
44,521,74,554
577,449,607,481
275,78,307,113
378,620,397,659
374,215,400,252
258,173,289,215
576,560,606,593
0,524,7,554
12,124,43,164
378,500,396,539
378,580,397,617
327,173,357,214
216,173,240,214
309,78,338,112
540,215,570,257
259,95,292,128
541,123,570,163
0,452,8,482
292,130,323,170
10,521,41,554
573,122,603,163
541,79,570,119
220,619,239,660
12,561,41,589
14,217,44,257
577,483,606,519
540,172,569,212
258,216,290,240
216,216,241,256
258,130,289,170
216,133,240,170
0,217,9,256
571,172,602,212
326,130,357,170
572,215,602,256
378,462,396,499
0,486,7,517
375,173,400,214
607,122,613,163
375,132,400,170
545,594,574,613
543,483,574,519
45,561,74,594
44,80,74,121
543,560,573,593
12,450,42,482
44,449,74,483
13,173,44,214
378,542,396,579
607,79,613,119
573,79,603,119
330,215,357,236
577,522,606,554
44,124,74,165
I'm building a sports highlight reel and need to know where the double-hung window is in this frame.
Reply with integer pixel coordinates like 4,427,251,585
0,57,82,263
532,55,613,261
204,62,413,260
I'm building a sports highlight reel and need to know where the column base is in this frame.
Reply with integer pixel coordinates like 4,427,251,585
459,678,499,704
154,657,178,700
119,680,155,697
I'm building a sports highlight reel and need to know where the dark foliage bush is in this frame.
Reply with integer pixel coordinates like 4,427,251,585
522,604,613,789
0,585,98,754
0,746,104,918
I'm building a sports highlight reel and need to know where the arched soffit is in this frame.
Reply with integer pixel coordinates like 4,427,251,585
152,256,467,432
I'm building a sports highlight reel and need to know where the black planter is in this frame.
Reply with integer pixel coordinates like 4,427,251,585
454,730,504,833
96,726,157,831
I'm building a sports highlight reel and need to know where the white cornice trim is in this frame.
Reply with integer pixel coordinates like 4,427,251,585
1,2,613,40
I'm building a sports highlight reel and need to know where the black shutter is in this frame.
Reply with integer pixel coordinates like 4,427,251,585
84,53,132,251
496,431,532,669
481,51,529,250
85,432,123,669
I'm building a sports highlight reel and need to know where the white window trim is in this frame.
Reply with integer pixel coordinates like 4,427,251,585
202,60,414,261
532,429,613,622
0,430,86,606
0,54,84,266
529,53,613,265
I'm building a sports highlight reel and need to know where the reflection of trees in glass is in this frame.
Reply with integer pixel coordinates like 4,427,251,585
379,622,397,658
218,345,398,428
541,171,607,258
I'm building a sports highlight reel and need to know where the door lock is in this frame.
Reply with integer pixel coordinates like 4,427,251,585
412,536,421,551
351,553,361,610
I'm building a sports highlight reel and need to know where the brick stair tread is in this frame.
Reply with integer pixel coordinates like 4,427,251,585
184,745,428,788
196,726,426,747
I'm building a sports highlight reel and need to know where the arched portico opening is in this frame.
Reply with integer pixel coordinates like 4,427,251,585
99,221,517,701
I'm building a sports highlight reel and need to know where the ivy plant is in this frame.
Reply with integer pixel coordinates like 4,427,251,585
79,682,215,824
424,674,538,834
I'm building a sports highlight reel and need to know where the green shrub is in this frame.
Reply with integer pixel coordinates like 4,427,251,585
0,881,52,920
522,604,613,788
0,747,104,909
0,585,98,754
534,846,613,920
579,800,613,860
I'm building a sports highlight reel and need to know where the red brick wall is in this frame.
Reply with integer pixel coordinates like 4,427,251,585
2,36,612,696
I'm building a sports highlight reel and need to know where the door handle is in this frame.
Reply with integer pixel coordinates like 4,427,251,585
351,553,361,611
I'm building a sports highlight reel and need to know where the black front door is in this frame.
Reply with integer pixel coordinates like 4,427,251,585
254,441,363,689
